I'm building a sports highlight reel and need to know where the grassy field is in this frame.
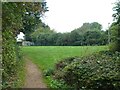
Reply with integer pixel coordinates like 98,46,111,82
22,46,108,71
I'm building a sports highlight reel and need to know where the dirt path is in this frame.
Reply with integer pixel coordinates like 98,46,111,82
24,58,47,88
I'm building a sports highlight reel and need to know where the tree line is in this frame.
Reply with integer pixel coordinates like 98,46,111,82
30,22,108,46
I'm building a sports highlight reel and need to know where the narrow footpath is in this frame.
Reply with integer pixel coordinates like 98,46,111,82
24,58,47,88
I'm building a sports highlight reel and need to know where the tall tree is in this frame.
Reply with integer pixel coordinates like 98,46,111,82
73,22,102,34
110,0,120,52
21,2,48,41
90,22,102,31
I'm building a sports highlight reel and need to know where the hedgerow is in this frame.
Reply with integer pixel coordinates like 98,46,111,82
50,51,120,89
2,2,47,89
2,30,23,89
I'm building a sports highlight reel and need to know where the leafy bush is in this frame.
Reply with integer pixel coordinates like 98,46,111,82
55,57,77,70
43,68,54,76
53,51,120,89
2,30,24,89
46,76,73,89
109,41,120,52
53,57,78,80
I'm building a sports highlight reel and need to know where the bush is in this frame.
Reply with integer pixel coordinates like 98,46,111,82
46,76,73,89
53,57,78,80
2,30,24,89
55,57,77,70
109,41,120,52
43,68,54,76
53,51,120,90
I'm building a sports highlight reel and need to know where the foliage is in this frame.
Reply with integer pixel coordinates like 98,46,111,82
2,30,18,88
113,0,120,23
2,30,24,88
31,22,108,46
109,22,120,52
52,51,120,89
74,22,102,33
83,30,102,45
31,25,55,45
2,1,47,88
2,3,24,34
43,68,54,76
21,2,48,41
46,76,72,89
110,0,120,52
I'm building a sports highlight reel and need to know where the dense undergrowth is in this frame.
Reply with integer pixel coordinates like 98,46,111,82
44,51,120,90
2,30,25,89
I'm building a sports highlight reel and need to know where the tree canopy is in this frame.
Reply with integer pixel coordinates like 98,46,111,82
30,22,108,46
109,0,120,52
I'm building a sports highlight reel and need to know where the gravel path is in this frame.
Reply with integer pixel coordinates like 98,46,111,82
24,59,47,88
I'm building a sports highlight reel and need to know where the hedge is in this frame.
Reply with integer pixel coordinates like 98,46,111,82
2,29,23,89
52,51,120,89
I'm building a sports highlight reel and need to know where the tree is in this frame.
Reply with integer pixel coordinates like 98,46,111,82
75,22,102,32
30,22,107,46
30,24,55,45
83,31,101,45
110,0,120,52
2,1,48,88
90,22,102,31
70,31,83,46
21,2,48,41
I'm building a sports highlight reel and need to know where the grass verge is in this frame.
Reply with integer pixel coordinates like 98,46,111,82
15,57,25,88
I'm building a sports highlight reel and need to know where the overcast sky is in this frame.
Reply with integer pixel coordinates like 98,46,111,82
42,0,116,33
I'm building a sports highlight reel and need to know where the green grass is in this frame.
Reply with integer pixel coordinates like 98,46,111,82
15,58,25,88
22,46,108,70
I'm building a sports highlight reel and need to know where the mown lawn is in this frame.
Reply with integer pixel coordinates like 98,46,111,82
22,46,108,70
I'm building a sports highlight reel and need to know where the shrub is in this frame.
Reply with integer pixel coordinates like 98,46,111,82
53,57,79,80
55,57,77,70
43,68,54,76
53,51,120,89
109,41,119,52
46,76,73,89
2,30,23,89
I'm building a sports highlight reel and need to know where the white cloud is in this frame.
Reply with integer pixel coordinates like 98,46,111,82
42,0,116,32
